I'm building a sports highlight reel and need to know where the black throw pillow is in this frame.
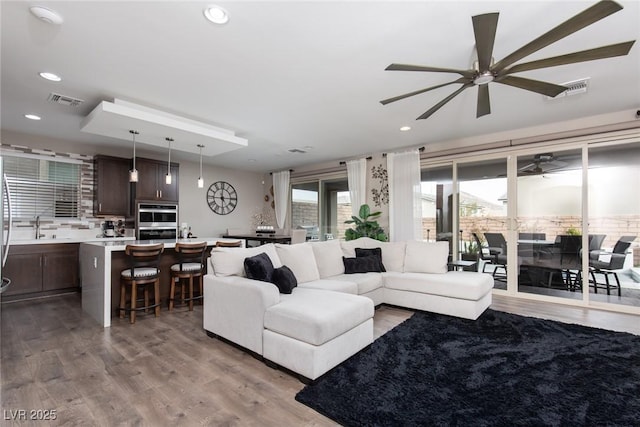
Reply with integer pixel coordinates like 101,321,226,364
244,252,275,282
343,256,384,274
355,247,386,272
271,266,298,294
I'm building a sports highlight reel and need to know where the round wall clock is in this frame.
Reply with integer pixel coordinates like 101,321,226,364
207,181,238,215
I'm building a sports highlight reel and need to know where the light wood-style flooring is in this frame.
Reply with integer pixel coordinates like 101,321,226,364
1,293,638,426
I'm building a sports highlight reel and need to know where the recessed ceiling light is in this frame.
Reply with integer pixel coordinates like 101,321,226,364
39,72,62,82
25,114,42,121
400,126,411,132
204,5,229,24
29,6,64,25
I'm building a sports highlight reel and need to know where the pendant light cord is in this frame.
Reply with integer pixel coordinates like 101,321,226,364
130,130,139,170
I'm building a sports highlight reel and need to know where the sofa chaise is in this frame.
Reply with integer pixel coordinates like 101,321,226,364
203,237,493,381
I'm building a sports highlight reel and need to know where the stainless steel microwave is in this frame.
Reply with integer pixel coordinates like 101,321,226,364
136,203,178,240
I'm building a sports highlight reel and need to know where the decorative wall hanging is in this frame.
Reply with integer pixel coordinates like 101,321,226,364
207,181,237,215
371,164,389,206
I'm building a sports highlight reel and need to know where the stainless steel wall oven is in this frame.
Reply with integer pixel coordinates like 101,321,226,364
136,203,178,240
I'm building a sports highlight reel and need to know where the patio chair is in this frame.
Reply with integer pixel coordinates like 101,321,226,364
588,234,606,260
483,232,507,281
588,239,632,296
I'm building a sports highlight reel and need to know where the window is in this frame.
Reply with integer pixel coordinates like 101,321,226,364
3,154,81,219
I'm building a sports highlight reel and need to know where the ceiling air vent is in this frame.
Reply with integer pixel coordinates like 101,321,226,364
47,92,84,107
545,78,590,100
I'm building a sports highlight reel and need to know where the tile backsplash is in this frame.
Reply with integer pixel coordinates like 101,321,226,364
2,142,129,241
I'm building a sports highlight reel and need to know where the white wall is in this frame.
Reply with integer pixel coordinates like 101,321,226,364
177,159,265,238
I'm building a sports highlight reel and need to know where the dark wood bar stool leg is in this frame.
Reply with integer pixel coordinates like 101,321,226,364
170,241,207,312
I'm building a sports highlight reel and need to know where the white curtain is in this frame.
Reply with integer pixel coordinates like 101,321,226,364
272,170,290,229
346,158,367,217
387,149,422,242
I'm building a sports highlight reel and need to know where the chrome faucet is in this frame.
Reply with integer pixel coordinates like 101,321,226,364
35,215,45,239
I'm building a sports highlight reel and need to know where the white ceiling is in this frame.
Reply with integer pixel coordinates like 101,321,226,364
1,1,639,172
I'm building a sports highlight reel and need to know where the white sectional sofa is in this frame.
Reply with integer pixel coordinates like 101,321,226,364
203,237,493,381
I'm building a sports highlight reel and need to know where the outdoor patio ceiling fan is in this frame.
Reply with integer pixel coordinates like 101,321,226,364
380,0,636,120
518,153,568,175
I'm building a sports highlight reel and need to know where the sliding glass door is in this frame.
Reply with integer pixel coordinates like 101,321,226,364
291,182,319,240
456,158,508,289
588,142,640,308
418,135,640,313
291,176,350,241
420,163,453,246
515,148,583,300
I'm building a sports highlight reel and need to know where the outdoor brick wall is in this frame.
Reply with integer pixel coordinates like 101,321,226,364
291,201,352,239
433,214,640,266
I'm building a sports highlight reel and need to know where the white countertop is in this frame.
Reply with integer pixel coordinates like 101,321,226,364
10,236,136,245
81,237,237,252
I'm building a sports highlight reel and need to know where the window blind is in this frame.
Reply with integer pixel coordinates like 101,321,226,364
3,155,81,219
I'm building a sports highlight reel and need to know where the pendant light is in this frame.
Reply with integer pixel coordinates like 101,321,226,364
165,137,173,185
129,130,139,182
197,144,205,188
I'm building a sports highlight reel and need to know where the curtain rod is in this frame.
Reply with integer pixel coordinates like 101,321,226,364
269,169,294,175
339,156,372,166
382,146,425,157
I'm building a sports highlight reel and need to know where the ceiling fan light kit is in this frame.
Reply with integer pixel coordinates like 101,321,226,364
381,0,636,121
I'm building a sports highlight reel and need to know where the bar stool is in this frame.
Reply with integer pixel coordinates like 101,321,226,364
119,243,164,324
215,240,243,248
169,241,208,311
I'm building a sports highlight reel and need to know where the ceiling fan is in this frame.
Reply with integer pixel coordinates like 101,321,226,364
518,153,568,175
380,0,636,120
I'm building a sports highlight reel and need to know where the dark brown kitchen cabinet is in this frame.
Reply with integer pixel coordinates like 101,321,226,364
2,244,79,300
94,155,131,216
133,157,179,202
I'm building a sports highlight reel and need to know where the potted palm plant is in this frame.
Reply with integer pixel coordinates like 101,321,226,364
344,204,388,242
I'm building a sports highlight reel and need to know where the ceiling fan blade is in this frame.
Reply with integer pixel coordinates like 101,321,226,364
472,12,499,71
492,0,623,73
504,41,636,74
477,84,491,118
385,63,475,78
495,75,567,98
417,83,474,120
380,77,469,105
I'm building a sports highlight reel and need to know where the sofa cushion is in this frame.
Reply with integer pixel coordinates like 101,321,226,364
383,271,494,301
275,243,320,284
298,279,358,294
264,288,374,346
340,237,381,257
355,247,386,272
210,244,281,277
378,241,406,272
310,239,345,278
330,273,384,295
244,252,274,282
271,265,298,294
341,238,405,272
343,256,384,274
404,240,449,274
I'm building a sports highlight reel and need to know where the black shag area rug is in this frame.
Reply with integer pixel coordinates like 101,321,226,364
295,309,640,426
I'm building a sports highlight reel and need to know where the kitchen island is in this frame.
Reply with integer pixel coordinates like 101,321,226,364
80,237,242,327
